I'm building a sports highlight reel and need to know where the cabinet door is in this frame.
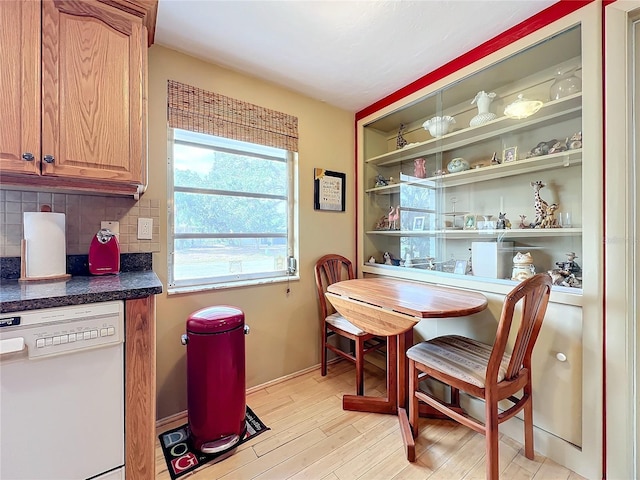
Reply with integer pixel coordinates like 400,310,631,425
41,0,144,184
0,1,40,175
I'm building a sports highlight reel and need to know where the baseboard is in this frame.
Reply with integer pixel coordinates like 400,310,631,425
156,360,342,430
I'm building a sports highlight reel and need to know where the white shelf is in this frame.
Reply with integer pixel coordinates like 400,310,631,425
429,149,582,186
366,227,582,238
365,176,435,194
365,93,582,167
365,149,582,192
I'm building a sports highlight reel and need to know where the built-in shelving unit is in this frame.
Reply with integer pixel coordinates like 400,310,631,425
359,25,584,294
356,6,605,478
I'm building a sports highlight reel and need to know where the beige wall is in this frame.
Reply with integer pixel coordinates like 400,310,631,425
147,45,355,419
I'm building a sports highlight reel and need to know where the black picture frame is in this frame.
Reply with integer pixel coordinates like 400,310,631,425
314,168,346,211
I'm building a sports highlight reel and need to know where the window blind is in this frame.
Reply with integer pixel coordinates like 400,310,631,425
167,80,298,152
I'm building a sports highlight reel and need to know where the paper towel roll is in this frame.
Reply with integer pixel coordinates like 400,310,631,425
23,212,67,279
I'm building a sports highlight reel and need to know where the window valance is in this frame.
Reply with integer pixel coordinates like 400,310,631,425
168,80,298,152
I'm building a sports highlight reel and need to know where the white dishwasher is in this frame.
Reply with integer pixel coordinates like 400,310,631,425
0,301,125,480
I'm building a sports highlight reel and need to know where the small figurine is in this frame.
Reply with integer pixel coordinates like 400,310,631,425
548,138,568,154
568,131,582,150
518,214,529,229
414,158,426,178
374,174,388,187
526,139,558,158
548,269,581,288
512,252,535,281
425,257,436,270
396,124,408,149
496,212,511,229
433,169,447,176
367,256,376,264
490,152,501,165
555,252,581,276
383,252,400,266
375,214,389,230
388,206,400,230
404,253,413,268
539,203,559,228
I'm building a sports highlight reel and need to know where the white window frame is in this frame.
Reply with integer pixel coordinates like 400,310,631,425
167,128,299,293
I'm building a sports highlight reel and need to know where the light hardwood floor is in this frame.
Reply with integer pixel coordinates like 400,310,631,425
156,360,585,480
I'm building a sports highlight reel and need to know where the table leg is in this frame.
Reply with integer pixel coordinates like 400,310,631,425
398,330,415,461
397,329,413,411
342,334,398,415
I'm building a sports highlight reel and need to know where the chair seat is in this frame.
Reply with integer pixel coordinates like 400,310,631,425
325,312,367,336
406,335,511,388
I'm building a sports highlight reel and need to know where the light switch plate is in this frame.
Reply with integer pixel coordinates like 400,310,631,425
137,218,153,240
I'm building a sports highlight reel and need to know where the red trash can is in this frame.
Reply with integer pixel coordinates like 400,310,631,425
181,306,249,454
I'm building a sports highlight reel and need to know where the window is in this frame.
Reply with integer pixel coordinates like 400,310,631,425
166,80,299,292
168,129,298,291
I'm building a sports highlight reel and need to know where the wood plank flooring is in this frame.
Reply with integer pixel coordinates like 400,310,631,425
155,360,585,480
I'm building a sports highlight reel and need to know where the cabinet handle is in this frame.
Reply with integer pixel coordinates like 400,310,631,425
22,152,35,161
43,155,55,164
556,352,567,362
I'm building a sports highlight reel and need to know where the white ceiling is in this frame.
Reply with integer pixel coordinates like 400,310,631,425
154,0,558,113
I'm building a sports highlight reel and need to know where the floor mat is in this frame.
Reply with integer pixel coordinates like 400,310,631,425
158,406,269,480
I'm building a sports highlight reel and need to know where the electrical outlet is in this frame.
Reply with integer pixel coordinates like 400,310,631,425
137,218,153,240
101,221,119,239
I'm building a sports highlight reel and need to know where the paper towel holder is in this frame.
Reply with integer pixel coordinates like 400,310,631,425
19,240,71,283
19,205,71,283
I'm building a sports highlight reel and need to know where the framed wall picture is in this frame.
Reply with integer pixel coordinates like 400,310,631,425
503,146,518,163
314,168,345,211
412,216,425,231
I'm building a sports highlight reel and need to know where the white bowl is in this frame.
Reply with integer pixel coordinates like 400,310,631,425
422,116,455,137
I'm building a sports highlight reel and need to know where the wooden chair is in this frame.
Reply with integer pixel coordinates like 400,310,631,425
314,254,385,395
406,273,552,479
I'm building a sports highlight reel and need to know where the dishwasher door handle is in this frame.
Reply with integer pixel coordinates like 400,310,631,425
0,338,26,356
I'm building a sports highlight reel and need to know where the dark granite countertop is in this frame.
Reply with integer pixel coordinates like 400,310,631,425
0,270,163,314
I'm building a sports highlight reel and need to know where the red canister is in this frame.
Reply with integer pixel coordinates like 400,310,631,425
181,306,248,453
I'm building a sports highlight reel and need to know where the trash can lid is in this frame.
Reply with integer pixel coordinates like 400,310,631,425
187,305,245,334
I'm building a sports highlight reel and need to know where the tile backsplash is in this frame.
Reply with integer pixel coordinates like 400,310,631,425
0,189,160,257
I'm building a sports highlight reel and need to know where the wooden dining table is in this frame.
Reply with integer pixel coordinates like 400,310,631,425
325,276,488,460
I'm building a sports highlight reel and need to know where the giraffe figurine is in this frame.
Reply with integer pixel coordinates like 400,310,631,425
530,180,549,227
396,124,408,149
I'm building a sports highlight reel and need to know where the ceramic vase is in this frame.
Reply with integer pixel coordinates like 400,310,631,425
422,116,455,137
470,91,497,127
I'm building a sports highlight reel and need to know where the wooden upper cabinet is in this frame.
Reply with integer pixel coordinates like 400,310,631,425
0,0,155,197
41,0,145,185
0,1,40,175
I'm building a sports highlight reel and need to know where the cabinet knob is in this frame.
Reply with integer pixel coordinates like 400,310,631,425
556,352,567,362
22,152,35,161
43,155,55,164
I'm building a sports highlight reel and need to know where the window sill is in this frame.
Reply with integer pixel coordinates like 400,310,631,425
167,274,300,295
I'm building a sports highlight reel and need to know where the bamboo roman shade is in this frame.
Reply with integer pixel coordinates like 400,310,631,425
168,80,298,152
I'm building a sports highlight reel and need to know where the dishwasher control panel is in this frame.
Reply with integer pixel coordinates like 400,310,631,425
0,301,124,360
